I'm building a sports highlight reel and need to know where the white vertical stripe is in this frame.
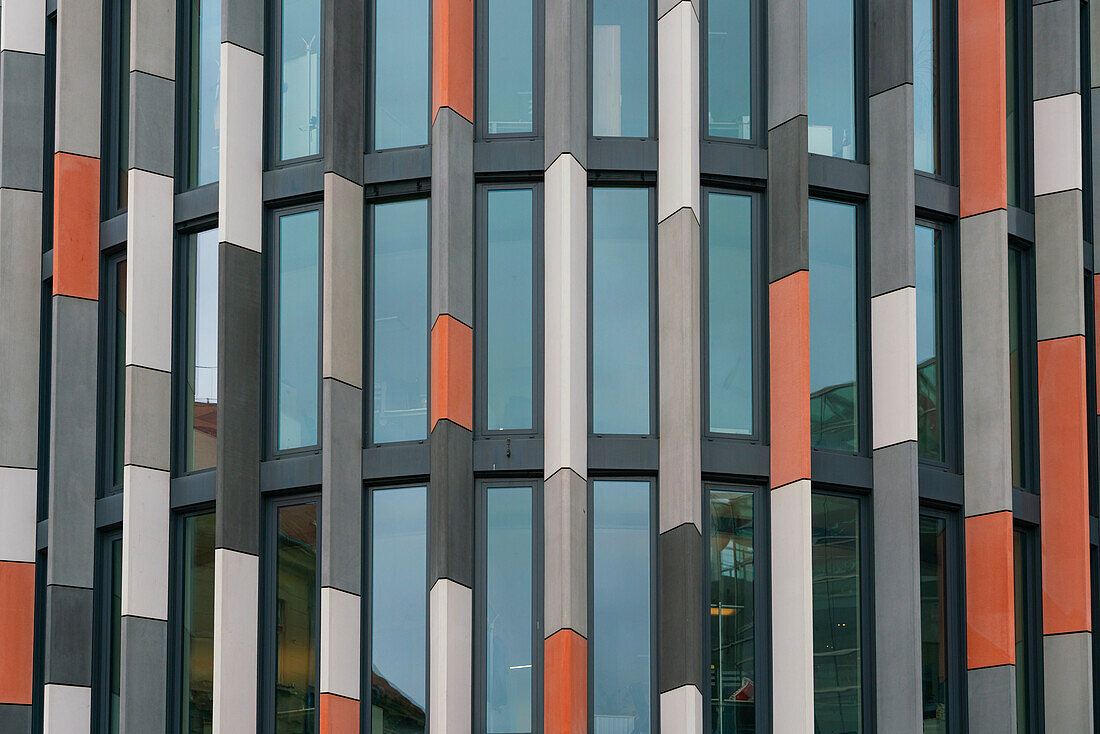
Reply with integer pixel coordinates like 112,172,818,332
218,42,263,253
0,467,37,563
43,683,91,734
429,578,473,734
120,466,170,620
871,286,918,448
657,0,700,221
1034,93,1083,196
319,586,361,701
125,170,175,373
213,548,259,734
0,0,46,55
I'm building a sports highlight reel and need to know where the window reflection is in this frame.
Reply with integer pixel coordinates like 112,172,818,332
374,0,429,149
185,229,219,471
919,516,948,733
592,0,650,137
916,226,943,462
280,0,322,160
807,0,856,158
913,0,938,173
707,0,752,139
112,257,127,488
180,513,215,733
277,210,320,451
188,0,221,186
487,0,534,134
274,502,318,733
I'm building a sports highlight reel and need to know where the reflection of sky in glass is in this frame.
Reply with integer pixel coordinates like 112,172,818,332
375,0,430,149
193,229,219,404
707,193,753,435
488,0,533,134
915,226,937,366
708,0,752,139
281,0,321,160
192,0,221,185
913,0,937,173
809,200,857,394
593,0,649,137
915,225,943,462
277,210,319,450
808,0,855,158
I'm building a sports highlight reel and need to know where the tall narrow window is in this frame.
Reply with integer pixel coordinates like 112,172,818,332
592,0,650,137
810,200,859,453
183,229,219,472
808,0,856,158
105,0,130,211
591,188,651,435
275,209,321,451
592,480,652,733
104,537,122,734
370,486,428,733
812,493,865,734
913,0,939,173
278,0,322,160
178,512,215,732
1006,0,1022,207
486,0,534,134
186,0,221,186
916,225,944,462
273,501,319,732
1008,246,1035,489
919,514,950,733
1014,528,1041,734
371,199,429,444
104,254,128,492
374,0,429,150
484,189,535,432
706,0,752,139
706,192,754,436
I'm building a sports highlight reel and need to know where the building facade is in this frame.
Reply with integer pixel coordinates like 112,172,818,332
0,0,1097,731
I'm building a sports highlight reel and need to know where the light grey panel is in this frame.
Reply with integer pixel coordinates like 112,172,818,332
544,0,588,167
119,615,168,733
321,377,362,594
1043,631,1094,733
0,50,45,191
431,107,475,327
767,0,807,129
1033,0,1080,101
657,522,704,694
124,365,171,472
1035,189,1085,341
223,0,265,55
967,664,1017,734
543,467,587,637
55,0,102,157
869,83,916,296
130,0,177,82
429,418,474,588
128,70,175,177
43,583,93,687
768,115,809,282
868,0,912,95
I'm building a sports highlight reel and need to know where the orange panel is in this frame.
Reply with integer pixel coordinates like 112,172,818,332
958,0,1007,217
545,628,586,734
431,314,473,431
52,152,101,300
1038,336,1092,634
319,693,359,734
965,511,1015,669
769,271,810,489
432,0,474,123
0,562,35,705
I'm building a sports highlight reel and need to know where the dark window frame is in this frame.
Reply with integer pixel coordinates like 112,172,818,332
101,0,129,217
806,0,869,163
93,529,123,734
266,0,326,167
913,0,960,182
42,11,56,252
174,0,219,191
1006,0,1034,212
1009,240,1040,493
587,0,659,142
1013,523,1045,734
98,247,128,497
700,0,765,147
365,0,433,154
475,0,545,141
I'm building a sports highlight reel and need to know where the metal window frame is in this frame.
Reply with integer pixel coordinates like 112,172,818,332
699,0,766,147
1007,0,1035,214
1008,240,1040,496
93,529,123,734
100,0,129,218
475,0,545,142
1013,523,1045,734
806,0,869,164
913,0,960,183
98,246,128,497
42,11,56,253
365,0,434,155
37,280,53,522
174,0,216,192
266,0,326,168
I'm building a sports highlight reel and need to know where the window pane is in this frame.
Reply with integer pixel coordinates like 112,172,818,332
812,493,864,734
707,0,752,139
371,486,428,733
113,258,127,487
488,0,534,134
592,480,651,733
189,0,221,185
809,200,858,452
919,515,949,734
109,538,122,734
374,0,430,149
280,0,321,160
592,188,651,434
487,189,534,432
185,229,219,471
807,0,856,158
707,192,754,435
372,199,429,444
274,502,318,733
180,513,216,733
592,0,649,137
1006,0,1019,207
115,0,130,210
916,225,943,462
277,210,320,450
913,0,938,173
1008,248,1024,488
709,489,755,731
1014,530,1030,734
485,486,534,732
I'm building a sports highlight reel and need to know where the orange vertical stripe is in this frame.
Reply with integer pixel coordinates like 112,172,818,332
432,0,474,123
53,152,101,300
965,511,1015,669
0,562,35,705
319,693,359,734
431,314,473,431
545,628,587,734
769,271,811,488
958,0,1008,217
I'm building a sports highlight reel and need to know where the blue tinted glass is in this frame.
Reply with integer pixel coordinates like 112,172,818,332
186,229,219,471
190,0,221,185
371,486,428,733
915,225,943,461
485,486,534,732
709,489,755,730
592,480,651,733
274,502,318,732
913,0,938,173
375,0,430,149
808,0,856,158
487,189,534,431
919,515,949,733
809,200,858,452
373,199,429,444
707,0,752,139
488,0,534,134
707,192,754,435
280,0,322,160
593,0,650,137
277,210,320,450
180,513,216,733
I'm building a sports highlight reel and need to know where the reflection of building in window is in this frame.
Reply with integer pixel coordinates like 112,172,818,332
810,381,857,453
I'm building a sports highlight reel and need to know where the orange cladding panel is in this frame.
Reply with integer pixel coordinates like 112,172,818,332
52,153,101,300
432,0,474,123
545,629,586,734
319,693,360,734
0,562,35,704
431,314,473,431
958,0,1008,217
769,271,811,488
965,511,1015,669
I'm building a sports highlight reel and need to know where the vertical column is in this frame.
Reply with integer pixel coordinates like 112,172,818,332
958,0,1016,728
43,0,101,730
211,0,263,731
0,0,45,731
429,0,474,731
656,1,703,731
1032,1,1094,729
318,0,365,730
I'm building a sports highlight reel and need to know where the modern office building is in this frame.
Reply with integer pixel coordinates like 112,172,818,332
0,0,1096,731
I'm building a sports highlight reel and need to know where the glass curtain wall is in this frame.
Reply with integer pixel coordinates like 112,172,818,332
913,0,939,173
276,210,321,451
919,515,950,733
592,0,650,137
808,0,856,158
179,513,216,732
279,0,322,160
184,229,219,472
706,0,752,139
916,225,944,462
273,501,319,733
373,0,430,149
487,0,534,134
187,0,221,186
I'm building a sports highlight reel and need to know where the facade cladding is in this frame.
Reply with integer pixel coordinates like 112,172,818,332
2,0,1100,731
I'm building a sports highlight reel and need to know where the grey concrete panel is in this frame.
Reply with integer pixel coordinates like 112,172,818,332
429,418,474,589
1035,189,1085,341
544,0,589,167
868,0,912,95
1043,631,1094,732
216,244,262,556
55,0,102,157
543,467,587,637
0,51,45,191
657,522,704,694
128,71,175,177
223,0,264,55
767,0,806,129
130,0,176,82
123,365,171,472
967,664,1017,734
431,107,475,327
43,583,93,686
1033,0,1080,101
321,377,362,594
0,704,31,733
322,172,363,388
323,0,364,182
119,615,168,732
869,84,916,296
767,116,809,282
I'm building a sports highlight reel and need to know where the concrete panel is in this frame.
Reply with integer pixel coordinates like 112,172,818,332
1043,631,1094,732
0,51,45,191
767,116,809,283
658,0,699,19
55,0,102,157
319,586,361,701
871,287,918,449
321,378,362,594
658,684,702,734
1034,93,1083,196
658,523,704,693
130,0,176,81
431,107,474,326
0,703,31,733
0,468,36,563
544,468,587,637
0,0,46,55
222,0,264,54
868,0,911,94
767,0,806,129
429,418,474,588
43,583,92,686
1033,0,1080,101
123,365,171,472
967,664,1016,734
119,615,168,732
429,577,473,734
322,173,364,389
128,71,175,177
1035,189,1085,341
212,547,259,734
218,43,263,253
121,465,170,620
544,0,588,167
657,2,700,221
869,84,915,296
42,683,90,734
323,0,365,181
125,170,174,372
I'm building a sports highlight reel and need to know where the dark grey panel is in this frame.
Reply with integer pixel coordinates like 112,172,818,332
1032,0,1080,101
767,115,809,282
657,522,704,693
808,154,870,195
363,147,432,185
429,418,474,588
474,139,544,174
0,50,46,191
323,0,365,183
222,0,264,54
700,439,770,478
44,583,93,686
119,615,168,732
472,436,544,474
321,378,363,593
262,162,324,203
868,0,912,95
810,451,874,489
431,107,475,326
0,703,32,733
173,183,219,225
914,174,960,217
259,453,322,493
169,470,216,509
363,443,431,480
700,142,769,181
588,437,660,473
128,70,174,177
544,0,588,167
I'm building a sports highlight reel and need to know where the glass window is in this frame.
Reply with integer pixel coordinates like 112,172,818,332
707,0,752,139
273,501,318,732
179,512,215,733
374,0,430,150
919,515,949,733
809,200,859,452
107,0,130,211
106,537,122,734
105,254,127,492
591,188,651,435
187,0,221,186
183,229,219,472
279,0,322,160
916,225,943,462
812,493,865,734
592,0,650,137
487,0,534,134
1014,529,1038,734
1008,247,1034,489
807,0,856,158
706,192,754,436
276,210,320,451
370,486,428,733
485,189,535,432
592,480,652,733
709,488,756,731
913,0,938,173
1006,0,1021,207
371,199,429,444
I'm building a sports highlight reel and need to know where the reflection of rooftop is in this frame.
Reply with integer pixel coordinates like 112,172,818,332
371,668,426,727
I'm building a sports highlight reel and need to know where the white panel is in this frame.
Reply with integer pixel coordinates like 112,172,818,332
429,578,473,734
125,169,175,373
218,43,263,253
322,173,364,388
1034,93,1083,196
43,683,91,734
213,548,259,734
871,286,918,449
120,465,170,620
657,1,700,221
659,684,703,734
320,586,361,701
543,468,587,637
0,466,36,563
1,0,46,55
